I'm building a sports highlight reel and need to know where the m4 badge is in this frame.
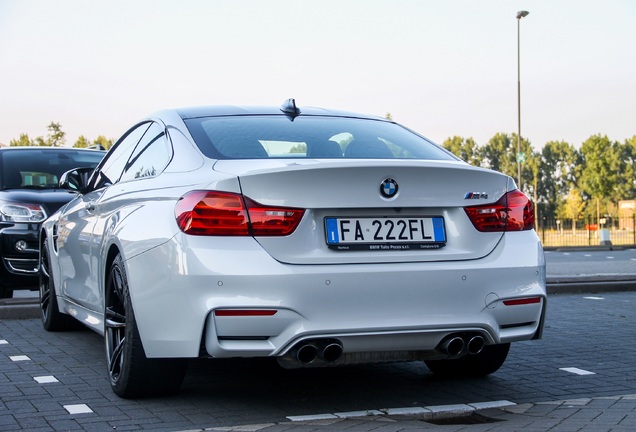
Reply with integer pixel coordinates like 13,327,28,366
464,192,489,200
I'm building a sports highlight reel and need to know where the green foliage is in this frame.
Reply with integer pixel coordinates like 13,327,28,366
93,135,114,150
9,133,33,146
47,122,66,147
577,134,632,216
9,122,66,147
442,136,482,166
558,188,586,233
558,188,585,220
444,132,635,220
539,141,580,216
73,135,91,148
481,133,516,176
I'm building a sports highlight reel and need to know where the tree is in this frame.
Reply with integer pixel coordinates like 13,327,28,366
442,136,482,166
481,133,517,179
539,141,580,217
93,135,114,150
46,122,66,147
579,134,623,217
9,133,32,147
74,135,91,148
615,136,636,201
385,113,393,121
559,188,586,235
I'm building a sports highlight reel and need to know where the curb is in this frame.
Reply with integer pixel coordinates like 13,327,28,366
0,302,40,320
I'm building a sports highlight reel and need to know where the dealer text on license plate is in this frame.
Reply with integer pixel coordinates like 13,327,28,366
325,217,446,251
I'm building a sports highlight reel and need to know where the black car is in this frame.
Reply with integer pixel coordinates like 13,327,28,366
0,147,105,298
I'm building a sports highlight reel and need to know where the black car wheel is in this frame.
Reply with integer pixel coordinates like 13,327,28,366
39,238,78,331
425,343,511,377
0,287,13,299
104,254,187,398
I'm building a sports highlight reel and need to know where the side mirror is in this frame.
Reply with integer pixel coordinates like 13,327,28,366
59,167,94,193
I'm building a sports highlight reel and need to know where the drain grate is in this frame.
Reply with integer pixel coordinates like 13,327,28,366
426,412,504,425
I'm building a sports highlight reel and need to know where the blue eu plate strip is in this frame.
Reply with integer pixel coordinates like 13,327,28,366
326,218,339,244
433,217,446,242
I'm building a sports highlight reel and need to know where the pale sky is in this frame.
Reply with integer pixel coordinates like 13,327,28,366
1,0,635,150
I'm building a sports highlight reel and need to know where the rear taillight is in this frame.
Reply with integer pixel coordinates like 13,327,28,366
464,190,534,232
175,191,304,236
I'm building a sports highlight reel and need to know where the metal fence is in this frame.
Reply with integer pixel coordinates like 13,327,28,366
538,216,636,247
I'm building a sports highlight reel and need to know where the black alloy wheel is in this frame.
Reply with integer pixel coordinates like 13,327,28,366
39,237,77,331
104,254,187,398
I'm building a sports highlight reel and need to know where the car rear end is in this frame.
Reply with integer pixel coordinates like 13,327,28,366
128,109,546,370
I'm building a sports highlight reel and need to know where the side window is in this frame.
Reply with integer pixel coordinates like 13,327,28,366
91,123,151,189
119,123,172,182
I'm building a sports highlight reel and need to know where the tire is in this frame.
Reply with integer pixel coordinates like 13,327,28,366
104,254,187,398
425,343,511,377
40,239,79,331
0,287,13,299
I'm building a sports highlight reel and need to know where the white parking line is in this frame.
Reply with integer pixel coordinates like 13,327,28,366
9,355,30,361
34,375,59,384
64,404,93,415
583,296,605,300
0,339,7,345
560,367,596,375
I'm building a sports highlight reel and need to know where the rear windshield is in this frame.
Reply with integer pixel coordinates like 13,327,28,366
0,149,105,190
185,115,456,161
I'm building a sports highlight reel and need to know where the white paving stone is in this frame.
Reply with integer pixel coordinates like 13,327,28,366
9,355,30,361
34,375,59,384
64,404,93,415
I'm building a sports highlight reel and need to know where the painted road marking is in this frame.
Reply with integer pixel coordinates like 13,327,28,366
560,367,596,375
9,355,30,361
584,296,605,300
34,375,59,384
64,404,93,415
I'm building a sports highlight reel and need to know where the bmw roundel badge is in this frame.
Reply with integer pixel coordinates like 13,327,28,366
380,178,398,198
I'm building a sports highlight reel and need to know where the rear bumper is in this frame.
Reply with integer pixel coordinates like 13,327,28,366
126,231,546,359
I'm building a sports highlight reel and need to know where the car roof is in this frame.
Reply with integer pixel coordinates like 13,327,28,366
0,146,104,152
174,104,387,121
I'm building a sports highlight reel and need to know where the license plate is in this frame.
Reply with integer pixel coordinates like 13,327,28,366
325,216,446,251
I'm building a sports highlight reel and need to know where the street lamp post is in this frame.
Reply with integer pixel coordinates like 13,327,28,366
516,10,529,191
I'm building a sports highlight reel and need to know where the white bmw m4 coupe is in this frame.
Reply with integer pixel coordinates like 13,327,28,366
39,99,546,398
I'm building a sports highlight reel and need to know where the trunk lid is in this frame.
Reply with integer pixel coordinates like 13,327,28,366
213,159,512,264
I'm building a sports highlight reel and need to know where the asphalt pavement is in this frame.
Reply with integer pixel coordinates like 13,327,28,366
1,247,636,431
